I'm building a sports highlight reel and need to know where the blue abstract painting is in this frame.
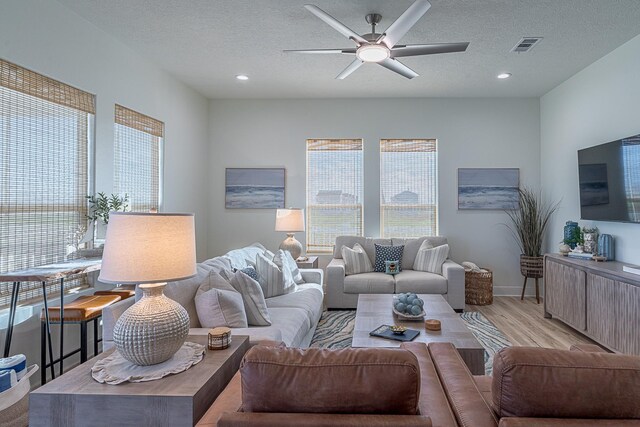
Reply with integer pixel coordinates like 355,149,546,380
225,168,285,209
458,168,520,210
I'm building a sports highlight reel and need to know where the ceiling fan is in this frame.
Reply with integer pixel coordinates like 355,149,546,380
284,0,469,79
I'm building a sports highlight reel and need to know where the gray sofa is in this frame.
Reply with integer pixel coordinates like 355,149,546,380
102,244,324,349
326,236,465,310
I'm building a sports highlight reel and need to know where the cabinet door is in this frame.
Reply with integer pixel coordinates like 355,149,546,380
545,260,586,330
586,274,618,350
618,281,640,356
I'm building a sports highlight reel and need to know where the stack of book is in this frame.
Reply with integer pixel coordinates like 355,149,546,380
567,252,593,260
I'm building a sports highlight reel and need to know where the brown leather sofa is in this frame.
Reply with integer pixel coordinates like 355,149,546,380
197,342,640,427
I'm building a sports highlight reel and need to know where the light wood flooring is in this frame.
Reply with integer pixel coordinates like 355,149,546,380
466,296,600,349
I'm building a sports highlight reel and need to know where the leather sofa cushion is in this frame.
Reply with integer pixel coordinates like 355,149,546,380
333,236,391,263
492,347,640,419
344,272,395,294
218,413,433,426
394,270,447,294
240,346,421,415
392,237,448,270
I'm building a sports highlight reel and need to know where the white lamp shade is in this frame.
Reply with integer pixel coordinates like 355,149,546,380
275,209,305,232
99,212,196,285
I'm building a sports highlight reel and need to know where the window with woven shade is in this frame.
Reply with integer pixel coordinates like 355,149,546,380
306,139,364,253
114,105,163,212
380,139,438,238
0,59,94,307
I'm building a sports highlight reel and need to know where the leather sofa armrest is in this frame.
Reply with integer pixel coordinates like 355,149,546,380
441,259,465,311
498,418,640,427
569,344,608,353
300,268,323,285
196,372,243,427
218,413,432,427
102,297,135,343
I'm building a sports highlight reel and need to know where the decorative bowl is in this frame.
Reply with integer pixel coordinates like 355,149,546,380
390,325,407,335
392,306,426,321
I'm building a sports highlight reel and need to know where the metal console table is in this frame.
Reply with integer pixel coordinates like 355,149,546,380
0,259,101,381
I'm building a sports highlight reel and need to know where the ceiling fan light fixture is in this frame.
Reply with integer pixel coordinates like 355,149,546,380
356,44,390,63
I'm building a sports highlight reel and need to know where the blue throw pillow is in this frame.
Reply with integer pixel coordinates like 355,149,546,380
374,244,404,273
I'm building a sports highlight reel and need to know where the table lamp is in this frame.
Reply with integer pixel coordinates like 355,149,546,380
99,212,196,366
275,208,305,259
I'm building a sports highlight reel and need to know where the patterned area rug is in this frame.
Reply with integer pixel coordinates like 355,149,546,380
310,310,511,375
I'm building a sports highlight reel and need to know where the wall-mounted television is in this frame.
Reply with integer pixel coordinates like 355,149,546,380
578,133,640,223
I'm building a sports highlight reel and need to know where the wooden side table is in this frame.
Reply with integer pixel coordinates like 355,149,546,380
29,335,250,427
296,256,318,269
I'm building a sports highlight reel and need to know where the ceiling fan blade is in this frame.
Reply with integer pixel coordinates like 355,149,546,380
283,48,356,54
378,0,431,48
305,5,368,45
378,58,419,79
391,42,469,57
336,59,364,80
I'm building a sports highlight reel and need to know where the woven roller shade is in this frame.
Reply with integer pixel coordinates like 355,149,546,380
0,59,95,114
114,104,163,213
0,59,93,307
306,139,363,253
380,139,438,238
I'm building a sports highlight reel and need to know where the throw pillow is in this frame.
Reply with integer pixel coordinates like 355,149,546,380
413,242,450,274
233,266,259,282
341,243,374,275
229,270,271,326
195,287,248,328
374,244,405,273
282,250,305,284
385,260,400,275
256,251,296,298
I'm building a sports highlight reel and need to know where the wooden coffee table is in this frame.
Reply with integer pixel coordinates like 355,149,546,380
352,294,485,374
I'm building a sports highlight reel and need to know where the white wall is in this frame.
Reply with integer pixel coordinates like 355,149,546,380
541,34,640,263
0,0,210,376
209,98,540,296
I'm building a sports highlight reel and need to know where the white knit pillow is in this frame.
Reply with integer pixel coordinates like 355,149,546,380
413,242,450,275
341,243,374,275
255,251,296,298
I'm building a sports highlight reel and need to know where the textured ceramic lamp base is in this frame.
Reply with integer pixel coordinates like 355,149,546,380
113,283,189,366
279,233,303,259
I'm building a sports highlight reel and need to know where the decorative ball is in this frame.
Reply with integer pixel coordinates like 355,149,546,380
411,305,422,315
414,298,424,307
395,302,406,313
398,295,408,304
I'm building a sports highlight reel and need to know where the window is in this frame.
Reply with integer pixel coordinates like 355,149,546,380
306,139,363,253
0,59,94,306
380,139,438,238
114,105,163,212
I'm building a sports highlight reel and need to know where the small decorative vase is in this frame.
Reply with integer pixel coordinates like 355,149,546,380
113,283,189,366
279,233,303,259
563,221,579,249
598,234,615,261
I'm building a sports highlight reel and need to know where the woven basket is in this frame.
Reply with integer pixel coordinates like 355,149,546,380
520,255,543,279
465,269,493,305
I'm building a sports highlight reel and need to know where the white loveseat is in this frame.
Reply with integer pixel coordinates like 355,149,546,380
102,244,324,349
326,236,465,311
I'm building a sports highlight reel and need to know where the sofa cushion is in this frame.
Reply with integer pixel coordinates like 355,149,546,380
229,271,271,326
342,243,374,275
393,237,449,270
374,244,404,273
265,307,312,347
195,287,248,328
333,236,392,264
492,346,640,419
414,243,450,275
266,284,324,325
395,270,447,294
344,272,395,294
240,345,421,415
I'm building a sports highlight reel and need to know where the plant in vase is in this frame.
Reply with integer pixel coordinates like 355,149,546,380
562,226,584,251
504,187,560,303
84,193,130,250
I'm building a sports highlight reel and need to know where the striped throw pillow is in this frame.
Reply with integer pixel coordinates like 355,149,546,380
229,270,271,326
341,243,374,275
256,251,296,298
413,242,450,275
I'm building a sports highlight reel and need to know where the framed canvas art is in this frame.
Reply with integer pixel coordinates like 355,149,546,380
458,168,520,210
225,168,285,209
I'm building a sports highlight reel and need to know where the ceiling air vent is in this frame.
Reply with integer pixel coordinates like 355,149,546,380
511,37,543,53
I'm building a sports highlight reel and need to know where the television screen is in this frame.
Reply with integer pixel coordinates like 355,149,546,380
578,133,640,223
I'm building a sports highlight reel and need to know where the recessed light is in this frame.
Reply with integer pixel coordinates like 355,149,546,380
497,73,512,79
236,74,249,81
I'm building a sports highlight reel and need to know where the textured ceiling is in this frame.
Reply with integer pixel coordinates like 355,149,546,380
58,0,640,98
